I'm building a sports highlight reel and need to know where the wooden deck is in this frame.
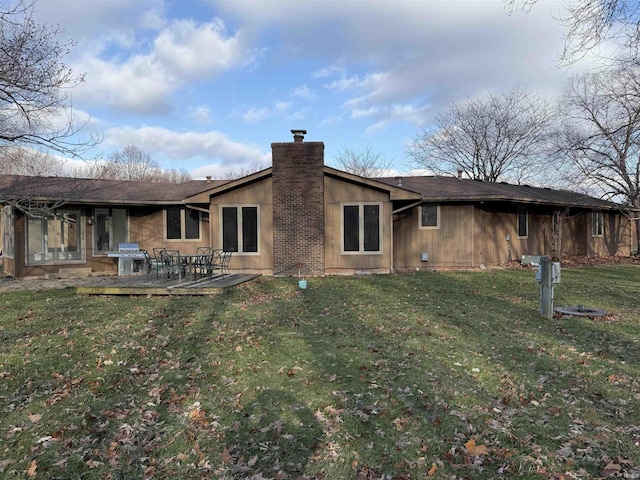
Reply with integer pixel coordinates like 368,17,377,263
76,273,261,296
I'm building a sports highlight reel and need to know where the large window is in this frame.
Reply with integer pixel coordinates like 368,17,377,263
592,211,604,237
221,205,259,254
420,203,440,229
27,210,82,263
94,208,128,253
1,206,15,258
165,207,200,240
342,203,382,254
517,207,528,238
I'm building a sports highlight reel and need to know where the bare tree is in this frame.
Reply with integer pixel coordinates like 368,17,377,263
506,0,640,63
0,0,98,156
557,62,640,248
0,146,66,176
80,145,192,183
333,145,393,178
0,1,101,218
105,146,162,182
223,161,270,180
407,88,555,183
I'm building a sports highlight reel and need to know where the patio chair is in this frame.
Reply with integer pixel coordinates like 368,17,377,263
191,249,213,280
153,247,166,260
163,250,183,280
220,250,232,277
142,249,165,279
202,249,224,279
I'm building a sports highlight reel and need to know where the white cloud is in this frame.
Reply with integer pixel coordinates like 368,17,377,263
323,73,388,92
275,101,292,111
292,85,315,100
103,126,270,168
350,107,379,119
69,15,250,115
75,55,175,114
313,63,346,79
189,106,213,124
243,107,270,123
153,19,243,77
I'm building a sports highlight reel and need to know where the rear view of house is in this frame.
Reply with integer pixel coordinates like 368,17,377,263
1,131,635,278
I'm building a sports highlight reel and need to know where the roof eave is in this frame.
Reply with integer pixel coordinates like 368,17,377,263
324,167,422,201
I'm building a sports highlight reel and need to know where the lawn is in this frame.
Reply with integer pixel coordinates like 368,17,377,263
1,266,639,479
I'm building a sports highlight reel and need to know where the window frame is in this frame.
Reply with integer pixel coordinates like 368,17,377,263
219,204,260,255
164,207,202,241
517,207,528,239
26,209,84,264
340,202,383,255
592,210,604,237
419,203,440,229
1,206,15,259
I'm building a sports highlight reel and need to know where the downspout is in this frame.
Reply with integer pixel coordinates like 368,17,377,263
184,202,213,247
472,205,475,267
183,203,210,213
389,203,394,274
391,200,423,273
393,200,422,215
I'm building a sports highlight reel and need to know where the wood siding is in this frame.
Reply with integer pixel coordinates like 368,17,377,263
324,176,392,274
209,177,274,274
394,204,475,270
393,203,634,270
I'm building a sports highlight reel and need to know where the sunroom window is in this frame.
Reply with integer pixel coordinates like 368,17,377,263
27,210,82,263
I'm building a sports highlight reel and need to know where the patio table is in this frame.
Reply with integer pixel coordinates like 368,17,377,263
176,253,211,281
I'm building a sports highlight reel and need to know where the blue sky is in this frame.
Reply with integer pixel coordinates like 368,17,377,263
33,0,599,178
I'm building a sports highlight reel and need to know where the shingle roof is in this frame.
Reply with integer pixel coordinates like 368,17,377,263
0,174,227,204
377,176,623,211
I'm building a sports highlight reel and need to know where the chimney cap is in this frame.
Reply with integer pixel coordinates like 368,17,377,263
291,129,307,142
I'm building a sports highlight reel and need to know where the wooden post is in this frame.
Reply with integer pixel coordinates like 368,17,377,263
539,256,554,319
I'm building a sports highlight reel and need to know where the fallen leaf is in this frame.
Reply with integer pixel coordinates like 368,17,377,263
27,413,42,423
221,447,233,465
465,438,489,456
428,463,437,475
26,459,37,477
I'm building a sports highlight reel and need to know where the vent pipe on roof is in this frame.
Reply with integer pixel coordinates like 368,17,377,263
396,176,403,187
291,129,307,142
457,169,463,179
205,175,212,183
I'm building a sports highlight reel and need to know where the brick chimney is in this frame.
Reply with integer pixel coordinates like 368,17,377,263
272,130,325,276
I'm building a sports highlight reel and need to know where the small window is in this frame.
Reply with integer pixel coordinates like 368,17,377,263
517,207,528,238
221,205,259,254
165,208,201,241
552,210,560,236
420,204,440,229
342,203,382,254
592,211,604,237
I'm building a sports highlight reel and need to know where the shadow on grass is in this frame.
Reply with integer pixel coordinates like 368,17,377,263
224,389,323,477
